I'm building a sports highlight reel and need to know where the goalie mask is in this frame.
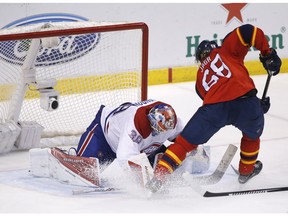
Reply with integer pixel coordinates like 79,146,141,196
196,40,218,63
147,104,176,135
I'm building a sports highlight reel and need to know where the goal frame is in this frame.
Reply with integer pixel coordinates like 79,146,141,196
0,22,149,100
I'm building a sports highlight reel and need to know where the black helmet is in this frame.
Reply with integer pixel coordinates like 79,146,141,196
196,40,218,62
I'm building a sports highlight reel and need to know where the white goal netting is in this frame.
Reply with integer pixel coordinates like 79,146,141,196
0,21,148,149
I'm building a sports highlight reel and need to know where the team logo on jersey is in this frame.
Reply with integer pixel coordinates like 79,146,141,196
0,13,100,66
141,143,162,155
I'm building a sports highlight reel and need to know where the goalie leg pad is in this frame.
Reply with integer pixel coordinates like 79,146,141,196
29,148,51,177
180,145,210,174
29,147,101,187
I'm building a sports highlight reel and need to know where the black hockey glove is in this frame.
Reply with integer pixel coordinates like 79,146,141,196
259,48,282,76
261,96,270,114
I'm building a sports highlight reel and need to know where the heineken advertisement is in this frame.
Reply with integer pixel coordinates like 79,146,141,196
186,31,285,58
0,3,287,84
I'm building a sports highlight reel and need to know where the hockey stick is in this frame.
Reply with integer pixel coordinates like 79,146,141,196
262,73,272,100
72,187,118,195
203,186,288,197
183,144,238,185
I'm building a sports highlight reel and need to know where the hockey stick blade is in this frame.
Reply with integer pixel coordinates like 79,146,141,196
230,164,239,175
183,144,238,185
203,186,288,197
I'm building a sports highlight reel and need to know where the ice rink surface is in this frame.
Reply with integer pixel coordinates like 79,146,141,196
0,73,288,214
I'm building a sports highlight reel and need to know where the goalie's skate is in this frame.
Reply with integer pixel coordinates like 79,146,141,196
238,160,263,184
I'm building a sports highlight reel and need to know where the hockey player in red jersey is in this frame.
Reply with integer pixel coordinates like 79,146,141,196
146,24,282,193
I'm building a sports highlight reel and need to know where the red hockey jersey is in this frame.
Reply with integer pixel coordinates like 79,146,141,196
196,24,270,105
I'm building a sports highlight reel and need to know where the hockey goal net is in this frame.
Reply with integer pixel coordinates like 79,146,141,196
0,21,148,152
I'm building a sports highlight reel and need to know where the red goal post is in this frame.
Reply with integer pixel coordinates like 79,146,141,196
0,21,148,151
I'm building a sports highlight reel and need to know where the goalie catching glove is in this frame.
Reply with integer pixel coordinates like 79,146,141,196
259,48,282,76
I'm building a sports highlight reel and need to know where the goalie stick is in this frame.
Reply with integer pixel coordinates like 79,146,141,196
203,186,288,197
72,187,118,195
183,144,238,185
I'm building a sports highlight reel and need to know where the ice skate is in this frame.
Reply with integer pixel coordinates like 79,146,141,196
238,160,263,184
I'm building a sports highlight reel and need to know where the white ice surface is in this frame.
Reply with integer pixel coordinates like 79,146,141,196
0,74,288,214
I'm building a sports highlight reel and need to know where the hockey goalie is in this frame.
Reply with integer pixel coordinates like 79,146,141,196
29,99,210,189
